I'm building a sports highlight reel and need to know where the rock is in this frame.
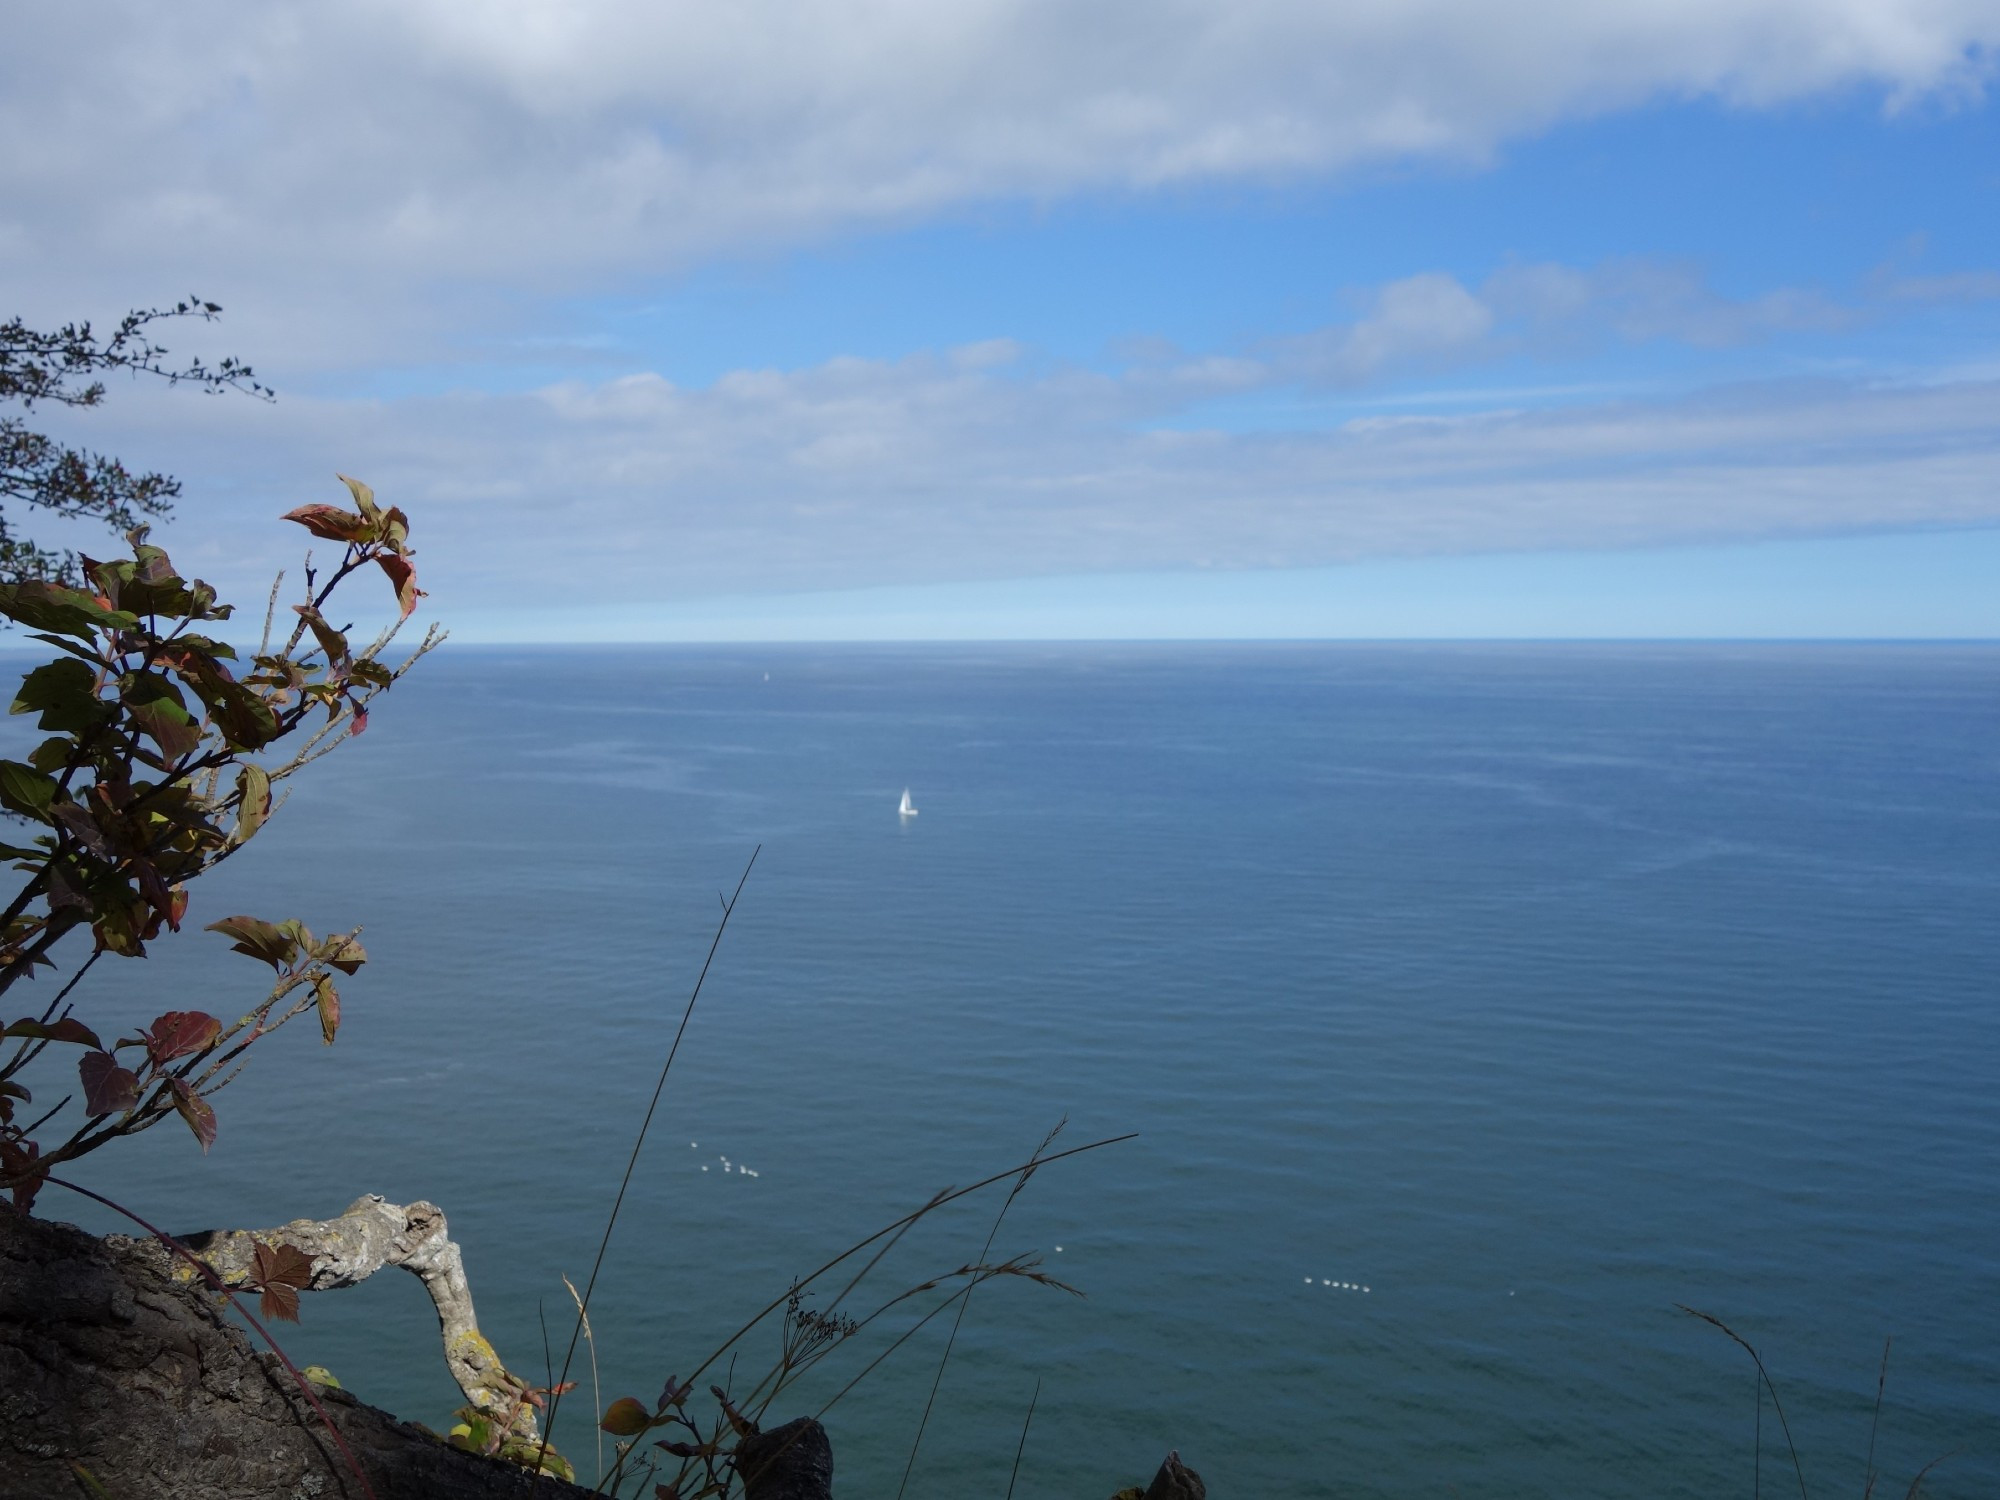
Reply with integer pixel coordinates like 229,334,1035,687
0,1206,590,1500
734,1415,834,1500
1141,1448,1207,1500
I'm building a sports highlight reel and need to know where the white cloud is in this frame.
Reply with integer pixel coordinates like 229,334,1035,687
57,329,2000,619
1483,260,1856,347
2,0,1994,355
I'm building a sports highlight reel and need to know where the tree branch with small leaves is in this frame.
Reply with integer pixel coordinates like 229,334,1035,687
0,299,271,585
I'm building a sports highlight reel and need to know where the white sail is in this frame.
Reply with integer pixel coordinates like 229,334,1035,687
899,787,918,816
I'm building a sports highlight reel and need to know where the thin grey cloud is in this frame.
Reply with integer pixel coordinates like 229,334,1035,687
54,336,2000,618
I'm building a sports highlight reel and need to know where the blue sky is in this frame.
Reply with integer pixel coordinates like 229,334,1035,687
5,3,1998,638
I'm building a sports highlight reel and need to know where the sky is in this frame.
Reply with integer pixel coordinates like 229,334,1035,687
5,0,1999,640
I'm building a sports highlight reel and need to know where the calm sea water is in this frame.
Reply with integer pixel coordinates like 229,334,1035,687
21,643,2000,1498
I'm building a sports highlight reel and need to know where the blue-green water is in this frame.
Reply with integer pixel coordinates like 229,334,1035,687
21,643,2000,1497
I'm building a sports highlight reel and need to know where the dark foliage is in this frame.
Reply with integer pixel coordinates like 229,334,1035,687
0,300,270,584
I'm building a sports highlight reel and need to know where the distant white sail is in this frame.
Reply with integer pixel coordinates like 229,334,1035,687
899,787,918,817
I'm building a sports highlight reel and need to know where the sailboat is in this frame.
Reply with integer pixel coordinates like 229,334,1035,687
898,787,918,817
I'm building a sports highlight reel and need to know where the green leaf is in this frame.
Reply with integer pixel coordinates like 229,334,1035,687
119,669,189,714
233,764,271,844
0,762,61,822
209,685,281,751
170,633,237,661
2,1016,104,1048
129,543,177,586
26,632,98,661
599,1397,652,1436
90,892,150,958
12,659,108,733
127,696,202,762
312,974,340,1045
205,914,300,970
28,736,73,773
0,581,136,639
291,605,351,668
340,473,383,525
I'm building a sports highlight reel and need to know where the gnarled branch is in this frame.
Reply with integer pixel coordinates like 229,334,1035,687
176,1194,539,1441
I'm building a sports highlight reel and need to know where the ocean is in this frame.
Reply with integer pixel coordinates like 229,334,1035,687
19,642,2000,1498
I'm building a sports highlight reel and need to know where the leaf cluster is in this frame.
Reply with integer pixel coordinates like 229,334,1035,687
0,482,440,1212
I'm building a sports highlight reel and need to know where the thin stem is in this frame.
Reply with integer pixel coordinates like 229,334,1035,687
1863,1337,1891,1500
677,1132,1134,1399
0,948,100,1079
897,1120,1063,1500
1678,1305,1810,1500
1005,1379,1041,1500
540,847,760,1463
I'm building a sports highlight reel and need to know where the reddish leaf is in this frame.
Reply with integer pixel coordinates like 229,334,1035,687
133,858,180,930
600,1397,652,1436
260,1281,302,1323
2,1016,103,1048
280,504,373,543
126,695,202,762
141,1010,221,1064
49,801,111,857
0,1137,42,1213
313,975,340,1046
252,1240,317,1292
78,1050,140,1116
314,932,367,975
167,1078,217,1152
349,708,368,737
375,554,423,619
